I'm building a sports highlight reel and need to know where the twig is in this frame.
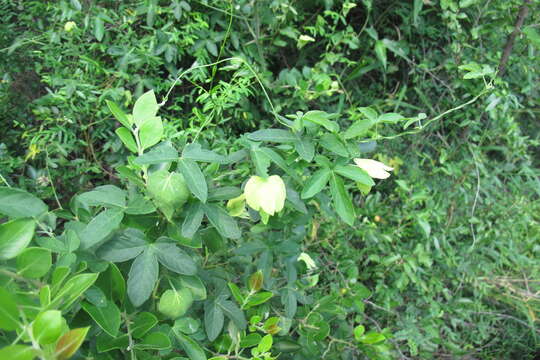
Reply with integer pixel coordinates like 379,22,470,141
468,146,481,250
122,312,137,360
473,311,540,335
498,0,532,76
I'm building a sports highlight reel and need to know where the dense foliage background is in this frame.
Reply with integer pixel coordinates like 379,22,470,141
0,0,539,359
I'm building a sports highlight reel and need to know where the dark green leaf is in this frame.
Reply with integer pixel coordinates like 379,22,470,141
320,133,349,157
182,202,204,238
334,165,375,187
82,300,121,337
97,228,147,262
301,168,331,199
217,299,246,330
329,174,355,226
127,249,158,307
77,185,126,208
204,300,224,341
344,118,375,139
183,143,227,163
302,111,339,132
248,129,296,143
79,208,124,250
203,204,241,239
134,142,178,165
153,240,197,275
131,312,158,339
178,158,208,203
294,136,315,162
0,187,47,218
173,331,207,360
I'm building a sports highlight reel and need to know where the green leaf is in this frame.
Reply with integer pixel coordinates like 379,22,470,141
173,317,200,335
52,273,99,311
358,332,385,344
353,325,365,341
301,168,331,199
217,299,247,330
97,228,147,262
330,174,355,226
258,334,273,353
131,312,158,338
183,143,227,163
158,288,193,319
182,202,204,238
228,282,245,304
259,147,301,183
0,218,35,260
178,158,208,202
133,90,158,127
135,332,171,350
320,133,349,157
127,249,159,307
16,247,52,278
106,100,131,128
204,300,224,341
375,40,387,70
248,129,296,143
208,187,242,201
244,292,273,309
134,142,178,165
0,286,19,331
78,185,126,208
94,16,104,41
294,136,315,162
82,300,121,337
302,111,339,132
524,26,540,47
334,165,375,187
96,333,129,353
240,333,261,348
378,112,404,123
139,116,163,150
115,127,138,153
173,331,207,360
154,241,197,275
0,345,36,360
178,275,207,301
203,204,241,239
248,270,263,292
55,327,89,360
79,208,124,250
32,310,63,345
358,107,378,121
250,147,271,178
125,193,156,215
0,187,47,218
344,118,375,139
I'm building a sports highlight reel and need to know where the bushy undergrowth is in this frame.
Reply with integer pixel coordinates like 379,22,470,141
0,1,538,359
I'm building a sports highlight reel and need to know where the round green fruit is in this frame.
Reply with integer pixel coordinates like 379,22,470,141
158,288,193,319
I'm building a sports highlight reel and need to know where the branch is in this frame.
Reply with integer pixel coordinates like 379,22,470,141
498,0,532,76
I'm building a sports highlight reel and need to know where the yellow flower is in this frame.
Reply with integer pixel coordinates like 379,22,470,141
353,158,394,179
244,175,286,216
64,21,76,32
